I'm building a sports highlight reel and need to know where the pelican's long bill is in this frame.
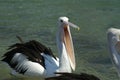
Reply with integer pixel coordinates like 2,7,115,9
68,22,80,30
63,20,79,71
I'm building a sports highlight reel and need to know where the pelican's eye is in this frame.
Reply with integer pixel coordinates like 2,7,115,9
60,20,63,22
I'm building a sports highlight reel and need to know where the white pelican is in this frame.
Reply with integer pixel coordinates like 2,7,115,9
107,28,120,77
2,17,80,79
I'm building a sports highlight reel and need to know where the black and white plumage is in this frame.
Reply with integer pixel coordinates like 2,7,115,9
2,40,57,76
1,17,80,78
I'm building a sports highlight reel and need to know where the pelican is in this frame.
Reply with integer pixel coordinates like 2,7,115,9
107,28,120,77
1,17,80,78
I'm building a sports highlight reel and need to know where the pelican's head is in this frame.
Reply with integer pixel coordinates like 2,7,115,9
58,17,80,30
107,28,120,45
59,17,69,24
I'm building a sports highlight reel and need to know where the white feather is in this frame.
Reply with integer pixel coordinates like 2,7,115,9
11,53,46,77
42,54,59,77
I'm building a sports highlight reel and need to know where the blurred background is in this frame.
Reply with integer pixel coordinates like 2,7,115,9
0,0,120,80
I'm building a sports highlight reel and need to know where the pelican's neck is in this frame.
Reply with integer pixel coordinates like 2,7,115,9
56,26,72,73
108,34,117,57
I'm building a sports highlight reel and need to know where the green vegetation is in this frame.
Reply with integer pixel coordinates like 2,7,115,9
0,0,120,80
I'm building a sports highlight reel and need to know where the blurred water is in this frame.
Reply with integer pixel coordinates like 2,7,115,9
0,0,120,80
